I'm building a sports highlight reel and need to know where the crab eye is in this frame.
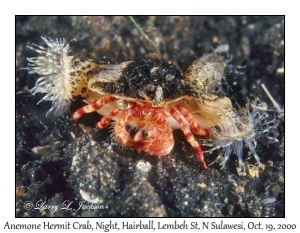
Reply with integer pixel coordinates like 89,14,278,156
117,100,129,110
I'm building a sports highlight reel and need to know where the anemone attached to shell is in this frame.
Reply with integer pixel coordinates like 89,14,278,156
24,37,72,116
203,100,277,172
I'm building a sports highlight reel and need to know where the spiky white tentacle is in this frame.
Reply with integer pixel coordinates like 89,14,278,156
203,100,277,172
25,37,72,116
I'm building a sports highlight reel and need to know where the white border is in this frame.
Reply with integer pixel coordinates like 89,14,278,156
2,0,297,232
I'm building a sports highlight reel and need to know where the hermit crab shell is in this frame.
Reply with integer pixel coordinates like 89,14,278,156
88,54,197,106
87,53,234,130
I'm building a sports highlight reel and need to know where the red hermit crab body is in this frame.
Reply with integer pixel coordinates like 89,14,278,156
72,54,211,169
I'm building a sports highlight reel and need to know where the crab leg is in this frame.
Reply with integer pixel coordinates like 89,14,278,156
175,104,210,137
96,108,120,128
72,96,115,121
170,108,208,169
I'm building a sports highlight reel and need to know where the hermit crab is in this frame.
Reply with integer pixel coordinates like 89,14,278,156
24,37,277,171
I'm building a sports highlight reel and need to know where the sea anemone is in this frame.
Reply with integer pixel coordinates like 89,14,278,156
203,100,277,172
24,37,72,116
